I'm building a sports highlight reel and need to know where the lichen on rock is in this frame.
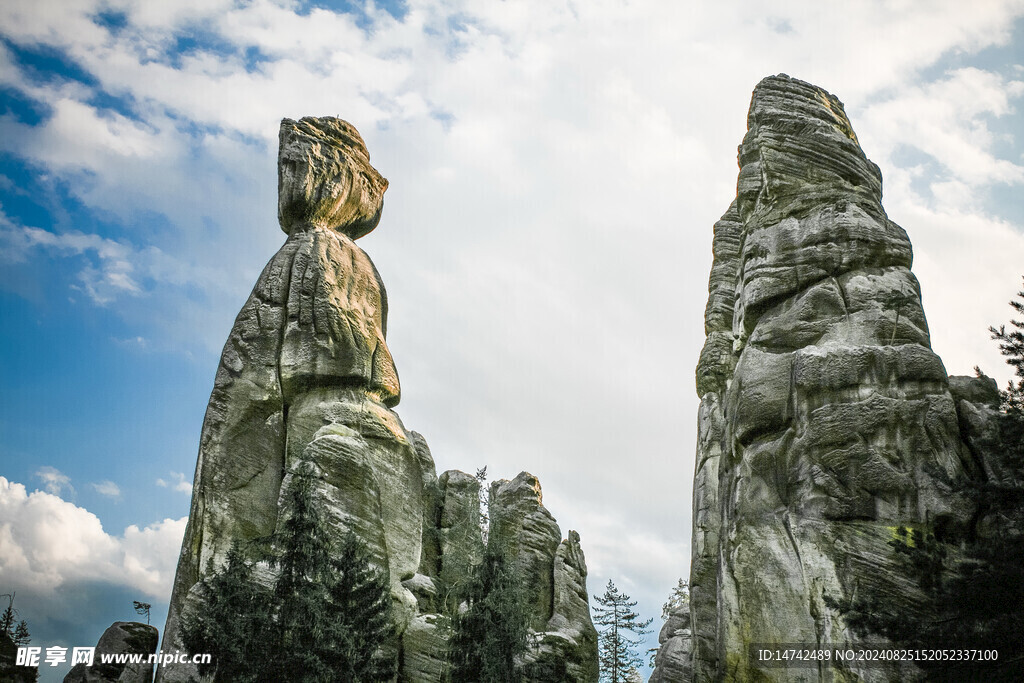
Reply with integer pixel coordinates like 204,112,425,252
686,75,981,682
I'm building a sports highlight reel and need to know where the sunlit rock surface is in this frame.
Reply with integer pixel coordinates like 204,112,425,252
159,117,596,681
687,75,980,682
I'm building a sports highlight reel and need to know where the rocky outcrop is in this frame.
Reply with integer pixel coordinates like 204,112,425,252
688,75,979,681
160,117,597,681
64,622,158,683
648,604,692,683
490,474,599,682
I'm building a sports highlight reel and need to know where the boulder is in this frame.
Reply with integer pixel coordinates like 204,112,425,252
64,621,158,683
277,116,388,239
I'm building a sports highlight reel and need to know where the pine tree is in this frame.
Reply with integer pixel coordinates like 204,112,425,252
448,544,532,683
0,600,12,638
320,532,396,682
181,541,271,682
270,466,337,681
0,594,38,683
593,580,652,683
181,462,396,682
990,277,1024,412
133,600,151,625
660,578,689,620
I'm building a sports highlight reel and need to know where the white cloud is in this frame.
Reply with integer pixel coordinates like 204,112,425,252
90,481,122,499
156,472,193,495
0,477,186,599
858,67,1024,189
19,225,141,304
1,4,1024,668
34,466,74,498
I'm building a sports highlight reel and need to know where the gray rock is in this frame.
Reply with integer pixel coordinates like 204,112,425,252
949,374,1001,409
64,622,158,683
435,469,484,613
648,604,692,683
492,475,598,682
160,117,598,681
398,613,449,683
160,117,425,681
490,472,562,633
688,75,978,682
402,573,438,613
537,530,599,683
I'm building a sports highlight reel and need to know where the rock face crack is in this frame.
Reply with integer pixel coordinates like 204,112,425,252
683,75,977,683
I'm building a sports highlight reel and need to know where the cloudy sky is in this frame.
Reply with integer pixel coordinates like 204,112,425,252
2,0,1023,679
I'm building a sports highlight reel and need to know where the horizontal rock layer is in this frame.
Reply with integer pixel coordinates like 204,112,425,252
688,75,978,682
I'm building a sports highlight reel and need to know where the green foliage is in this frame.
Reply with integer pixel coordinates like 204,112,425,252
133,600,151,624
182,542,271,682
660,578,690,621
182,463,395,683
448,543,532,683
320,533,396,682
990,277,1024,413
593,580,652,683
0,594,37,683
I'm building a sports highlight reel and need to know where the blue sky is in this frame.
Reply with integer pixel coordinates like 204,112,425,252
2,1,1024,680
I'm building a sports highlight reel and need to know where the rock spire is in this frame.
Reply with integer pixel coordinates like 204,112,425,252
158,117,597,681
687,75,982,681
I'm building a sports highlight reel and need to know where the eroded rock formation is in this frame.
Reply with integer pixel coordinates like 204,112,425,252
159,117,596,681
64,621,158,683
688,75,980,681
492,474,600,683
648,603,692,683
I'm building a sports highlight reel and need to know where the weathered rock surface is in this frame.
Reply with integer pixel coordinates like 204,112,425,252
490,473,563,632
278,116,388,239
64,622,158,683
688,75,980,682
475,473,598,682
648,604,692,683
160,117,597,681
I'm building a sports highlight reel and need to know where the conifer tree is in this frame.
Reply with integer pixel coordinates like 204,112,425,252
448,543,532,682
0,594,38,683
593,580,652,683
270,466,337,681
181,462,395,682
181,541,271,682
660,578,690,620
321,532,396,682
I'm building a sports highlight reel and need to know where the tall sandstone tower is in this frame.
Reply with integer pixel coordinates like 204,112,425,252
158,117,597,682
686,75,992,681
